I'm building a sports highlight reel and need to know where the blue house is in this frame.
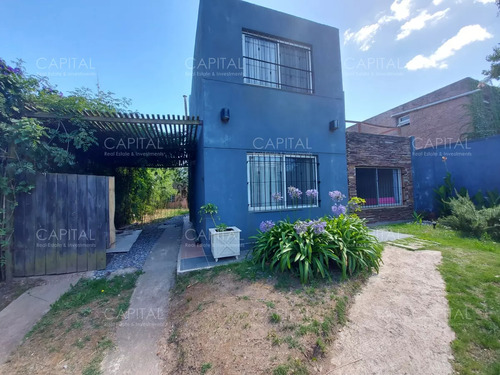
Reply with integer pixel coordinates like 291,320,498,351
189,0,347,248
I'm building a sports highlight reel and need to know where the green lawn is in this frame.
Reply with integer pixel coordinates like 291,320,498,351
384,223,500,375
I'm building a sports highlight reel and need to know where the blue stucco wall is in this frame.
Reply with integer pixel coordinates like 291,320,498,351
190,0,346,245
412,135,500,212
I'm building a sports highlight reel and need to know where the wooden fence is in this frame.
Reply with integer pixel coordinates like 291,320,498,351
13,173,114,276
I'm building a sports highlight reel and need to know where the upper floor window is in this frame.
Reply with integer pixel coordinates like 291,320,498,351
242,31,313,94
397,115,410,127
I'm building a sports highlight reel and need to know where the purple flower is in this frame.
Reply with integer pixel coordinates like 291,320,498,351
6,66,14,73
287,186,302,200
13,67,22,75
311,220,327,235
294,221,309,235
329,190,346,202
259,220,275,233
58,92,63,97
272,192,283,202
306,189,318,199
331,204,346,217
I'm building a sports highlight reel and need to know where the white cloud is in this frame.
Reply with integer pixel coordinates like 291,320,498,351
389,0,412,21
405,24,493,70
397,8,449,40
433,0,444,5
344,23,381,51
344,0,412,50
475,0,495,4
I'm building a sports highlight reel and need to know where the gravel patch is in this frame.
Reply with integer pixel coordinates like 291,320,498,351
327,245,455,375
94,215,184,278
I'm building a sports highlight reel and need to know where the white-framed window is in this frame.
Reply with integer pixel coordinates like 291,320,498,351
397,115,410,127
247,153,319,211
355,168,402,207
242,30,313,94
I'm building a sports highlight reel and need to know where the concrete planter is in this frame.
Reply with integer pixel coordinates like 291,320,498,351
209,227,241,262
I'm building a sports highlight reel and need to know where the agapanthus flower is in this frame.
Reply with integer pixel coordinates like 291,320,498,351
331,204,346,217
287,186,302,199
294,221,309,235
272,192,283,201
259,220,275,232
311,220,327,235
305,189,318,199
329,190,346,202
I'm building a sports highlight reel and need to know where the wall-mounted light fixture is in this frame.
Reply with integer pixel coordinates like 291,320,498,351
221,108,230,123
329,120,339,132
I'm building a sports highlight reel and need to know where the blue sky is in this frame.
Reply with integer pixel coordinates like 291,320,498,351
0,0,498,121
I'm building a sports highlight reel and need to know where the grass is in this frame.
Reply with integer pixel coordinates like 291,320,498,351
383,223,500,374
5,272,141,375
140,208,189,225
201,362,212,374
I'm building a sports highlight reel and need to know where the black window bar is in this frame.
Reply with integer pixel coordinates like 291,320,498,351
243,33,313,94
355,167,402,208
247,153,319,211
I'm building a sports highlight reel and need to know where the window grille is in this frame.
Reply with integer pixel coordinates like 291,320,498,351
247,153,319,211
242,31,313,94
355,168,402,207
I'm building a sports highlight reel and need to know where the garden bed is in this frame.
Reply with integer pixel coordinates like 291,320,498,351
159,262,368,374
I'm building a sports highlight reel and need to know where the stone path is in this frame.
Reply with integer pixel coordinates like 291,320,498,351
101,216,182,375
327,245,455,375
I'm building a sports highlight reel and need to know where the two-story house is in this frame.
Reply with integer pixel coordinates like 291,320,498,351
189,0,347,248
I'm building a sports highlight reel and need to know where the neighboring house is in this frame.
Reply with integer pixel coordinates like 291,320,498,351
347,77,483,149
189,0,347,246
346,132,414,223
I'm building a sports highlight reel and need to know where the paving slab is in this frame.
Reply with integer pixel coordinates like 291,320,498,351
101,217,182,375
107,229,142,253
370,229,413,242
0,272,88,364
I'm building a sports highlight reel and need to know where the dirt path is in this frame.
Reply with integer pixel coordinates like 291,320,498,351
327,245,455,375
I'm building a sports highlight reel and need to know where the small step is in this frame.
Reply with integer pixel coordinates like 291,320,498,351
107,229,142,253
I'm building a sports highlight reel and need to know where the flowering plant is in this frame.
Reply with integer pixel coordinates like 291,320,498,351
329,190,347,217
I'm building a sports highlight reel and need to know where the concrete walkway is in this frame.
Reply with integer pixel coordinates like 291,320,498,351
0,272,87,364
101,216,182,375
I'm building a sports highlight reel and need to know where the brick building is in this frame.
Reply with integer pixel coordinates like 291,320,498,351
346,132,414,223
347,77,481,149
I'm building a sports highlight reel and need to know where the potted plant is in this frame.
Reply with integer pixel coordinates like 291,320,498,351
199,203,241,262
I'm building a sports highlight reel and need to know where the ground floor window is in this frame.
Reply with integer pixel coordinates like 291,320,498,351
247,153,318,211
355,168,402,207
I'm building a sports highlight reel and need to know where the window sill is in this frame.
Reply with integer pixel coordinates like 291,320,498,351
243,81,314,96
362,204,409,210
249,205,319,213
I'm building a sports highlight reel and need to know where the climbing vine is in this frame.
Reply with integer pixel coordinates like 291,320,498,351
0,58,129,281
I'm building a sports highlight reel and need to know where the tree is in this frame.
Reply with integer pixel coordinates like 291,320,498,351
0,58,129,281
483,45,500,82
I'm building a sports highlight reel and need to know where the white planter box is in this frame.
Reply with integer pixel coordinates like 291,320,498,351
209,227,241,262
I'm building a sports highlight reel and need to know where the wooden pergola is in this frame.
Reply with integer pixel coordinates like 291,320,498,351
25,109,203,168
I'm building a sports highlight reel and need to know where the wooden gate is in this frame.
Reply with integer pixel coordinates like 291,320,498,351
13,173,114,276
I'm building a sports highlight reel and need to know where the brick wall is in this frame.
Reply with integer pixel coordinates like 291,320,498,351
346,132,414,223
347,77,478,149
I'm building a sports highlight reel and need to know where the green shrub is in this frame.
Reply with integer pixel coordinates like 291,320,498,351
251,215,382,283
439,194,485,238
483,205,500,241
439,194,500,241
